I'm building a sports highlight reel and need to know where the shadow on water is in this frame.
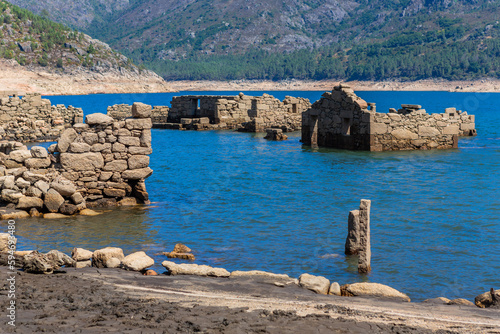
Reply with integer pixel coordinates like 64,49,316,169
5,207,157,256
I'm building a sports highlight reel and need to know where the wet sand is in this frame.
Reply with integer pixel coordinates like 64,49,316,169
1,266,499,333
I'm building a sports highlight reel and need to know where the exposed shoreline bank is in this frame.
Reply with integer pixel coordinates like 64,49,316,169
169,78,500,93
2,266,499,333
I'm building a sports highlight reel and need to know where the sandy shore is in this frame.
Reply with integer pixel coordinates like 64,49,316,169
2,266,498,333
169,78,500,93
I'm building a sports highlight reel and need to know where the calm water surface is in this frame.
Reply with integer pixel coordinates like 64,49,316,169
10,90,500,302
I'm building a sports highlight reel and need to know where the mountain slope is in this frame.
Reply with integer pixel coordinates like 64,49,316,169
8,0,500,81
0,1,172,94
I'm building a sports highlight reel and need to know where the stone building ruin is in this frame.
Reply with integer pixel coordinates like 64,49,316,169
0,91,83,142
302,85,476,151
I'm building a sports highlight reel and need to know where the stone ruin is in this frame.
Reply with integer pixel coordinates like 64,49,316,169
302,85,477,151
107,93,311,133
0,91,83,142
0,102,153,219
345,199,371,274
107,104,169,124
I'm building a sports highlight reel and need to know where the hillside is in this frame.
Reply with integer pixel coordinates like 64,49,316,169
0,1,172,94
8,0,500,82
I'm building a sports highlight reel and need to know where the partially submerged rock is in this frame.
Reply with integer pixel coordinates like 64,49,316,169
71,247,93,261
162,261,230,277
163,243,195,260
298,273,330,295
341,282,411,302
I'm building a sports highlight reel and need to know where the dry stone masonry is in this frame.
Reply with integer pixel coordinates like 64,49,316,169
107,104,170,124
0,91,83,142
302,85,476,151
345,199,371,274
0,102,153,218
165,93,310,132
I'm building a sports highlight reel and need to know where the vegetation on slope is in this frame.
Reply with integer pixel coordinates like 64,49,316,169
8,0,500,81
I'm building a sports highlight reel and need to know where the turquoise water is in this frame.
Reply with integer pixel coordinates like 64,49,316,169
10,91,500,302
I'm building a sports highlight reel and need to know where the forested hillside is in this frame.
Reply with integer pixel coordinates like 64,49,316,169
8,0,500,81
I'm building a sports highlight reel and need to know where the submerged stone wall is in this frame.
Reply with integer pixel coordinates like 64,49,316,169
302,85,476,151
167,93,310,132
0,102,153,219
0,92,83,142
107,104,169,124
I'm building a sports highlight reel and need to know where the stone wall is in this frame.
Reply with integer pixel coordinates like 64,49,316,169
0,102,153,218
107,104,169,124
302,85,476,151
167,93,310,132
0,92,83,142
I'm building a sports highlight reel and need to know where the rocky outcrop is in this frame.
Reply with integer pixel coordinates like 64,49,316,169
264,128,288,141
341,282,411,302
0,92,83,142
475,288,500,308
163,243,195,260
23,250,75,274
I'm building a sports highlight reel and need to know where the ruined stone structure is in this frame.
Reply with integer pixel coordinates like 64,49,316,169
302,85,476,151
107,104,169,125
167,93,310,132
0,102,153,218
345,199,371,274
0,92,83,143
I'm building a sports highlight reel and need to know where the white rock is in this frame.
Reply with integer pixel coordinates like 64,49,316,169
341,282,411,302
298,273,330,295
71,247,93,261
162,261,230,277
92,247,125,268
121,251,154,271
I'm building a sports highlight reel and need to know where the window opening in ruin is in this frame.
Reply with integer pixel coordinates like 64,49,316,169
292,104,298,114
191,98,199,117
342,118,351,135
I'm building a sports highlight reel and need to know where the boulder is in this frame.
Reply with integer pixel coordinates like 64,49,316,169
298,273,330,295
15,177,30,189
173,243,192,253
51,178,76,196
2,175,15,189
162,261,230,277
0,233,15,252
43,213,69,219
85,113,114,126
29,208,42,217
163,252,195,260
75,260,92,269
230,271,292,280
16,196,43,210
125,118,153,130
35,180,50,194
23,250,74,274
143,270,158,276
44,189,65,213
57,128,78,153
30,146,48,158
103,188,126,197
118,197,137,206
79,209,101,216
475,289,500,308
23,171,48,183
447,299,475,306
92,247,125,268
60,152,104,171
341,283,411,302
121,251,154,271
105,257,122,268
329,282,341,296
70,192,85,205
71,247,93,261
0,210,30,220
2,189,23,203
103,160,128,172
132,102,152,118
59,203,78,215
25,186,43,198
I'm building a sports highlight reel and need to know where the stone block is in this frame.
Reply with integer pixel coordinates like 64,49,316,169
442,126,459,135
418,126,441,137
391,129,418,140
125,118,152,130
69,142,91,153
25,157,51,169
122,167,153,180
103,188,126,197
103,160,128,172
128,147,152,155
85,113,114,126
60,153,104,171
118,136,141,146
44,189,65,213
460,123,476,131
369,123,388,135
132,102,152,118
57,128,78,153
128,155,149,169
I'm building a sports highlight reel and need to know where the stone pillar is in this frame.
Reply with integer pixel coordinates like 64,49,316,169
345,199,371,274
310,115,318,149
